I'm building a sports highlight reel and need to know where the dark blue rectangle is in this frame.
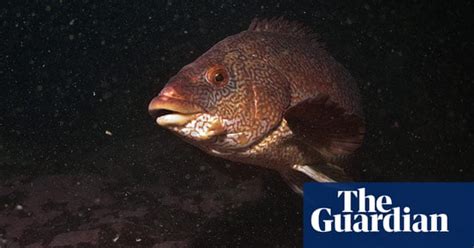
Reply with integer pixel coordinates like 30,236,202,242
303,183,474,248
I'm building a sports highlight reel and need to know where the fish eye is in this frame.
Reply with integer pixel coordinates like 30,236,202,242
214,73,224,82
206,65,229,87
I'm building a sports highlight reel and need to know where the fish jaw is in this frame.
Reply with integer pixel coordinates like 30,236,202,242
171,113,227,141
148,95,226,141
148,95,201,123
156,113,198,127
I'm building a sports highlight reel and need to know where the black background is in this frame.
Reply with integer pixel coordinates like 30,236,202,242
2,0,472,180
0,0,473,246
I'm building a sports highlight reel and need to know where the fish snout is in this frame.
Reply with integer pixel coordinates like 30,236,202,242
159,85,180,99
148,85,183,119
148,85,203,126
148,96,169,119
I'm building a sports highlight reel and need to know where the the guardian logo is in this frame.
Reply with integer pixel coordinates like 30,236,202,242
311,188,449,233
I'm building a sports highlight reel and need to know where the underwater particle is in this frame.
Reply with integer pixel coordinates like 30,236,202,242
391,121,400,128
15,107,24,113
15,204,23,210
185,174,191,180
102,91,113,99
105,130,113,136
45,5,51,11
68,34,74,40
345,17,353,25
113,234,120,242
36,85,43,91
136,238,142,242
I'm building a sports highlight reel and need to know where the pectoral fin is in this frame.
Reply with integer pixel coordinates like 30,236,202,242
292,164,336,182
281,163,352,195
284,94,365,159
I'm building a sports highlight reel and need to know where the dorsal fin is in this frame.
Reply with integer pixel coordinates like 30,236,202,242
248,17,319,41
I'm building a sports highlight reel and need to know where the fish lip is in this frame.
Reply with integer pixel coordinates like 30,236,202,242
148,95,203,126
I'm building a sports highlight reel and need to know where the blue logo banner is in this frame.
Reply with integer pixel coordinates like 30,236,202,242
303,183,474,248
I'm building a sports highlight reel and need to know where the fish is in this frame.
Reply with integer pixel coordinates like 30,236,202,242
148,18,365,194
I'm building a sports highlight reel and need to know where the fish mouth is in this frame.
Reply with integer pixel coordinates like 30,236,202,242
148,95,203,127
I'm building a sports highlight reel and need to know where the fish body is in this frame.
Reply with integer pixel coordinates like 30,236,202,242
149,18,365,193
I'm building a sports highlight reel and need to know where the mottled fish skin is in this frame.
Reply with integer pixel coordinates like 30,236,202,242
149,18,365,192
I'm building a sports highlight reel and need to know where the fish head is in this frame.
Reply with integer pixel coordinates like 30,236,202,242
148,35,290,153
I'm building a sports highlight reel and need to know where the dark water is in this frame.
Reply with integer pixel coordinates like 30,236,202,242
1,0,472,247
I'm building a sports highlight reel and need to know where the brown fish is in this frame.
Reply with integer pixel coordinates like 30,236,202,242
148,18,365,194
